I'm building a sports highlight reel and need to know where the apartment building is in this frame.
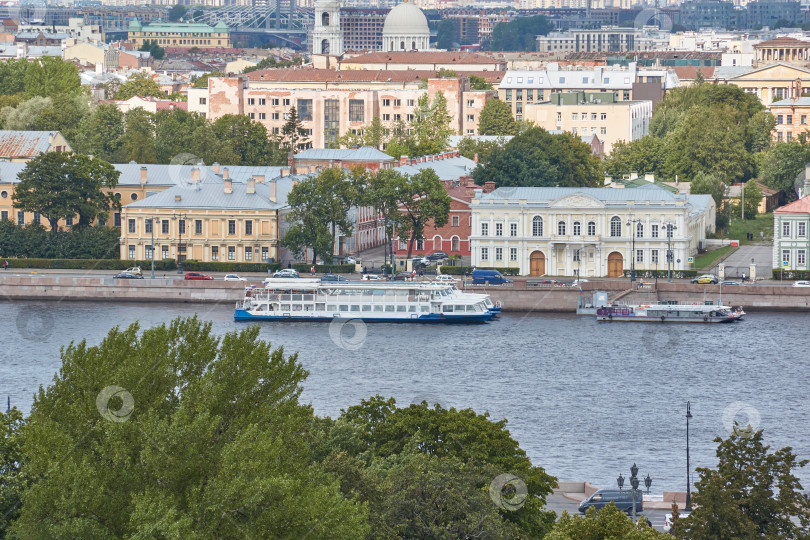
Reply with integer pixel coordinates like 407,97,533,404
769,96,810,142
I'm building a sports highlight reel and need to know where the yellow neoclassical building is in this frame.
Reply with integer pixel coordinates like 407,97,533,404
716,62,810,106
469,186,715,277
128,20,232,49
120,174,294,264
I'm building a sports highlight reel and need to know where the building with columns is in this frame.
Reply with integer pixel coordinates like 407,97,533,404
754,37,810,65
469,185,715,277
381,1,431,52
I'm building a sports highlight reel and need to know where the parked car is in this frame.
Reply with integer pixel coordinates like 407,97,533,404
578,489,642,515
691,274,718,284
412,256,429,268
793,280,810,287
721,280,741,286
124,266,142,276
113,272,143,280
345,256,357,264
571,279,589,288
393,271,415,281
320,273,349,283
184,272,213,280
472,269,511,285
427,251,448,262
663,511,691,533
434,274,459,283
362,273,384,281
224,274,246,281
272,269,300,278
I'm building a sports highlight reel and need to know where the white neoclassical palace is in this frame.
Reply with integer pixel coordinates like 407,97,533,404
469,186,716,277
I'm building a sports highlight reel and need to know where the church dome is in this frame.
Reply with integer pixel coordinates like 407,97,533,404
382,2,429,37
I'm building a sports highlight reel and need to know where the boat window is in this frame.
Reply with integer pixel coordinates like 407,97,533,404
280,304,290,310
292,294,302,301
304,305,313,311
443,305,453,312
374,305,383,312
455,305,465,311
303,295,314,301
385,305,395,312
340,305,349,311
373,290,386,295
408,306,417,312
292,305,302,311
421,306,429,312
351,305,360,311
397,305,406,312
326,305,336,311
316,303,325,310
362,305,371,311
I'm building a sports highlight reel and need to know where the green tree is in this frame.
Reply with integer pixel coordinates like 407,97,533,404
547,504,669,539
410,92,455,157
436,18,455,49
688,172,727,209
474,127,602,188
191,71,225,88
673,426,810,539
33,93,90,142
0,58,30,96
242,55,302,73
115,72,166,100
747,110,776,153
469,74,493,90
478,99,517,136
138,39,165,60
212,114,285,166
281,105,310,152
13,152,120,232
758,141,810,196
23,56,82,98
456,136,507,162
487,15,552,51
0,96,52,130
168,4,188,21
743,179,763,219
394,169,451,258
122,108,157,163
73,104,125,162
9,317,369,538
153,108,209,163
603,136,667,179
0,407,26,538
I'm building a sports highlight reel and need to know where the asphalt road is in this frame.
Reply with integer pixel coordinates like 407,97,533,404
545,492,670,532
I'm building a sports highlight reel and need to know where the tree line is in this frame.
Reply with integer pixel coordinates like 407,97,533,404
3,318,810,538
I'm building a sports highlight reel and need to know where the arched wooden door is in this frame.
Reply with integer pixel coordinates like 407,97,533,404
529,251,545,276
607,252,623,278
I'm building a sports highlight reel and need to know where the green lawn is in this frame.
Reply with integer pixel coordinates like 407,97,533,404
693,245,736,271
710,213,774,245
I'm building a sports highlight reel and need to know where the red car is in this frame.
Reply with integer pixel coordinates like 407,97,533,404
184,272,213,280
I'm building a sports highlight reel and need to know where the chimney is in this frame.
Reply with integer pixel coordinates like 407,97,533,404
483,181,496,193
400,155,409,165
174,195,181,202
190,167,200,183
247,178,255,194
212,162,220,174
281,169,288,177
48,133,54,145
270,180,277,202
222,167,229,180
140,166,147,184
224,179,233,194
252,174,265,184
474,153,479,164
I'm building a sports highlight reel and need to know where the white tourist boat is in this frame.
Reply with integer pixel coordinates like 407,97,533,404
235,279,495,323
596,302,745,323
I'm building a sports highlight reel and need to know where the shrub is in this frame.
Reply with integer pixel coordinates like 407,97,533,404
3,258,177,270
290,263,355,274
182,260,281,273
772,269,810,280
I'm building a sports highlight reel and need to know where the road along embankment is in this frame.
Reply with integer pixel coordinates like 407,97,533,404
3,275,810,312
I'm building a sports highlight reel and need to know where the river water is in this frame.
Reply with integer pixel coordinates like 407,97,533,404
2,299,808,493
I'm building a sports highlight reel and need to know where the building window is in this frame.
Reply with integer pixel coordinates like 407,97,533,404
495,247,503,261
407,99,414,106
261,247,269,261
128,245,135,259
0,210,6,221
510,223,517,237
532,216,543,236
228,246,236,260
178,219,185,235
495,223,503,236
272,98,279,106
572,113,578,120
113,212,120,227
349,99,364,122
272,113,279,120
600,113,606,120
505,89,511,101
382,114,390,121
666,224,674,238
610,216,622,237
573,221,580,236
259,113,266,120
451,236,460,251
636,222,643,237
481,247,488,260
162,220,169,234
799,222,806,237
228,220,236,235
587,221,595,236
481,222,488,236
623,90,630,100
32,212,40,225
245,220,253,235
324,99,340,148
636,249,643,263
783,249,790,264
259,98,266,106
557,221,566,235
248,113,255,119
162,245,169,259
651,249,659,264
245,247,252,261
787,115,793,124
509,247,517,261
195,220,202,234
283,99,290,106
452,215,459,227
783,222,791,237
128,219,135,233
799,250,807,266
247,98,255,105
803,115,807,125
466,114,474,122
211,246,219,261
382,99,391,106
466,99,474,107
777,115,783,125
199,97,206,105
145,244,152,259
527,89,533,101
297,99,313,121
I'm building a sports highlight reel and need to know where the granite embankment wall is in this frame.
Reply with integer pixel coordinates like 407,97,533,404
2,275,810,312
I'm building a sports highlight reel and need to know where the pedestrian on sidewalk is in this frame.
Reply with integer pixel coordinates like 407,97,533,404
310,265,315,276
3,260,7,270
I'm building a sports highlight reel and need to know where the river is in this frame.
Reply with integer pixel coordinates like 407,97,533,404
2,300,807,493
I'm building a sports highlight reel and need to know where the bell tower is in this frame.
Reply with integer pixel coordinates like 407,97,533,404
312,0,343,56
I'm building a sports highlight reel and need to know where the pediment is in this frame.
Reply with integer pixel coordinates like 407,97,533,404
550,193,605,208
733,64,810,81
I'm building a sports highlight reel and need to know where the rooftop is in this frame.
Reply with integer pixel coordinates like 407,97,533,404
477,185,692,205
0,131,66,158
775,195,810,214
294,146,394,162
245,68,504,85
755,37,810,48
340,51,505,66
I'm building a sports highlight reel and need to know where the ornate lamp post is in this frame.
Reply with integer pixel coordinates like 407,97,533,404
666,223,678,283
145,217,155,279
172,213,187,274
617,463,650,522
626,218,642,282
686,401,693,511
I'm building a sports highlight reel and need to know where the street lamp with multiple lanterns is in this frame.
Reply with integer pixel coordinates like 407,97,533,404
617,463,652,522
626,218,642,282
666,223,677,283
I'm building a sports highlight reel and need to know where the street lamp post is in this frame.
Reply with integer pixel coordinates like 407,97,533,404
627,218,641,282
686,401,693,511
667,223,678,283
173,214,187,274
145,217,155,279
617,463,651,522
